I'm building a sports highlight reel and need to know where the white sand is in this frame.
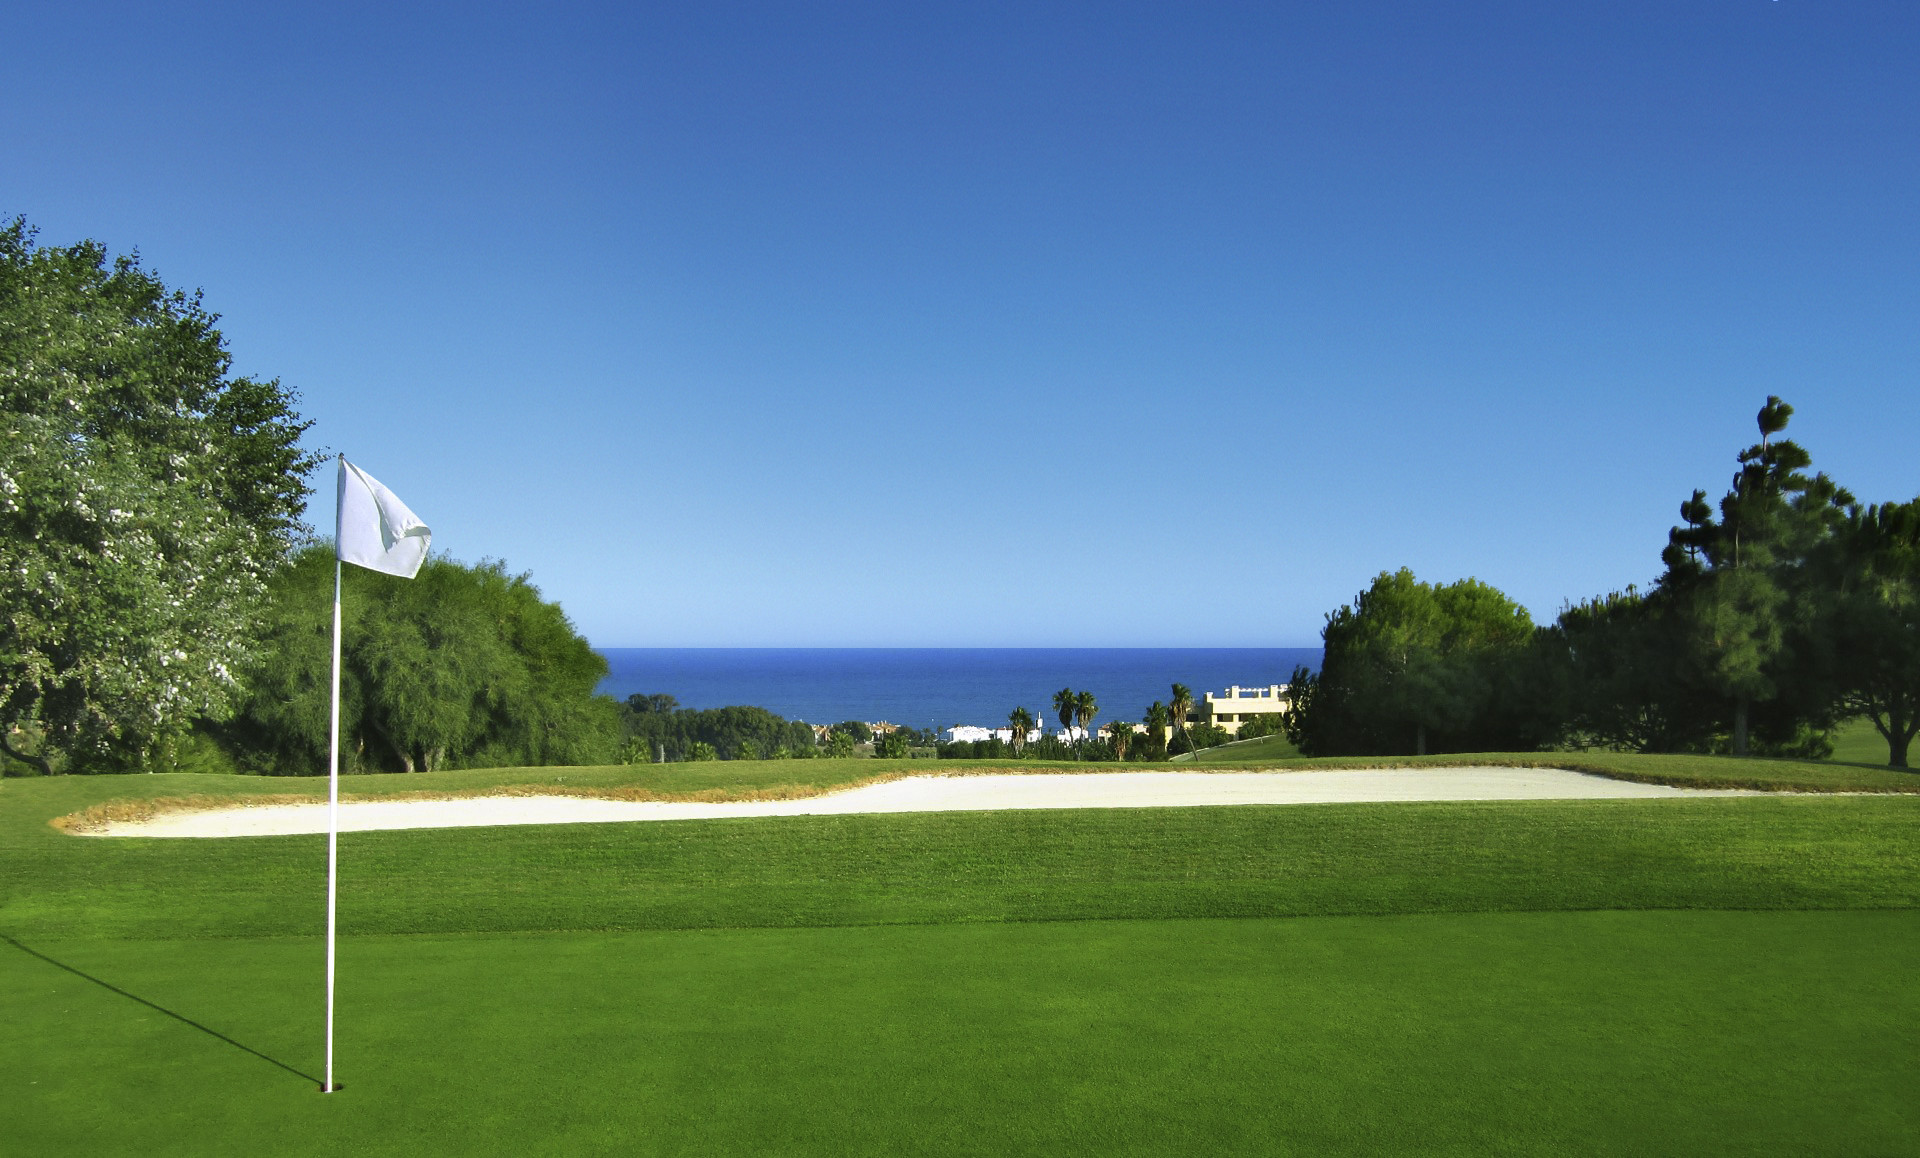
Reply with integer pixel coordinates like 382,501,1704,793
91,767,1759,838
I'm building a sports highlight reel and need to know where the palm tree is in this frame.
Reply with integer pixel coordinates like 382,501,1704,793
1008,706,1034,757
1073,690,1097,752
1052,687,1076,739
1144,701,1170,757
1170,683,1194,755
1105,719,1133,761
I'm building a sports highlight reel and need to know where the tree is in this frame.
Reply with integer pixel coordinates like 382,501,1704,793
1659,397,1853,755
1105,720,1134,761
1169,684,1194,755
824,731,857,758
875,731,911,759
1144,701,1171,758
625,693,679,715
1301,569,1537,756
1814,498,1920,768
1008,706,1034,757
1544,587,1718,753
1073,690,1098,753
1052,687,1076,755
223,546,619,773
0,218,319,773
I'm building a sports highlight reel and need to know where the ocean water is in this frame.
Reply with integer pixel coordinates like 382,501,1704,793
594,648,1322,731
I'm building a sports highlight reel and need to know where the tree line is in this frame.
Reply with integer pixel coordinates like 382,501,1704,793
1283,398,1920,769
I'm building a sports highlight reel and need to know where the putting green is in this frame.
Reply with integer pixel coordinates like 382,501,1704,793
4,911,1915,1156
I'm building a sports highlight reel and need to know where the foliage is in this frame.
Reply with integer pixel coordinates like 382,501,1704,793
875,731,911,759
1169,684,1195,751
1073,690,1098,742
1293,569,1540,756
222,545,619,773
1657,397,1855,755
618,700,817,763
1007,706,1034,756
1104,720,1136,761
937,737,1009,759
1051,687,1076,737
687,741,718,762
1233,710,1288,741
1542,587,1720,753
830,720,874,743
1170,722,1232,755
0,218,319,773
1810,498,1920,767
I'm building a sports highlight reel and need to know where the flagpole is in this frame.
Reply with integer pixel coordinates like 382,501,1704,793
325,462,344,1094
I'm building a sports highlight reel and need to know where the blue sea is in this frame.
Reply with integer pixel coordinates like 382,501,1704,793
594,648,1322,731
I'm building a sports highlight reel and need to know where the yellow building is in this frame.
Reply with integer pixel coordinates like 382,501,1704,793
1203,684,1290,736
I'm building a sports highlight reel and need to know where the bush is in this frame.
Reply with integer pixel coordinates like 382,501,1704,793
1233,712,1288,740
620,702,816,763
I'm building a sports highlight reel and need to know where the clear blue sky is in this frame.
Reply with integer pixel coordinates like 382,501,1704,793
10,2,1918,645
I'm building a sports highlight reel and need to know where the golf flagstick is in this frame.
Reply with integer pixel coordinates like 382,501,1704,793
325,456,432,1094
325,550,342,1092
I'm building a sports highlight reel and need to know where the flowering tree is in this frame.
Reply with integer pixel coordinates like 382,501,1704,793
0,218,317,772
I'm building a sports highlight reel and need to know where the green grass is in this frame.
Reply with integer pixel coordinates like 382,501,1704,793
1826,714,1908,766
7,912,1915,1157
1179,731,1302,763
3,756,1918,1154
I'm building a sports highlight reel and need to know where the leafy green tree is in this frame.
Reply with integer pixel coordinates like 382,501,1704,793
1301,569,1537,756
1812,498,1920,767
625,693,679,715
687,741,718,762
1543,587,1718,753
0,218,319,773
824,730,857,758
1008,706,1034,757
875,731,911,759
224,546,619,773
735,739,761,761
1104,720,1135,761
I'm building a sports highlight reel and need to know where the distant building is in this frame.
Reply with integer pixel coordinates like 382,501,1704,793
943,725,1045,745
1203,684,1291,736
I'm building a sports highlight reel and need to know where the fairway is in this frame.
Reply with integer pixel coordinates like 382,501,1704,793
4,764,1918,1155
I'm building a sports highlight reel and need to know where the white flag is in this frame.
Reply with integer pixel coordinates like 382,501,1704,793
336,457,431,578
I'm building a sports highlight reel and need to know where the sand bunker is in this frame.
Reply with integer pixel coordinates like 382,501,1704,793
92,767,1759,838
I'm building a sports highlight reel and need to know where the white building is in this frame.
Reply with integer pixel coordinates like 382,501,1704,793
1203,684,1291,737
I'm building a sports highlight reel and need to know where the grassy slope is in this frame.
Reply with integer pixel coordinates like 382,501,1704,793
4,758,1918,1155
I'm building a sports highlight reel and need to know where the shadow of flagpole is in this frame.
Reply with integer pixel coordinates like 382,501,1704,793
3,933,323,1088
